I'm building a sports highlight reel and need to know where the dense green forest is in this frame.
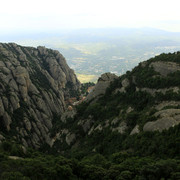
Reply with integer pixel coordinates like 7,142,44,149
0,124,179,180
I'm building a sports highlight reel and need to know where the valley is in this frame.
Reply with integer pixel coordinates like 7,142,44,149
7,27,180,82
1,0,180,178
0,42,179,179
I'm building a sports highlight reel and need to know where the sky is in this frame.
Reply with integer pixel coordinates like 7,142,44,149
0,0,180,34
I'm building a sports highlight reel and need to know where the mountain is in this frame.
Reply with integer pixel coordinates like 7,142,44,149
0,43,80,148
5,27,180,82
0,45,179,179
57,28,180,79
49,51,180,157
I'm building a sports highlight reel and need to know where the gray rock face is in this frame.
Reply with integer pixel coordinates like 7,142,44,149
136,87,180,96
61,110,76,123
3,112,12,131
86,73,118,102
0,43,80,148
155,101,180,111
66,133,76,145
130,125,140,135
78,118,92,133
112,121,128,134
111,117,120,125
143,109,180,132
150,61,180,76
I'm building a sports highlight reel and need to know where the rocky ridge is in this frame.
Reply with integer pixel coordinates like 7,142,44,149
0,44,180,156
0,43,80,148
51,52,180,153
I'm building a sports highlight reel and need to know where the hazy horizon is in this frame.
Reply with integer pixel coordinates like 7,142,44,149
1,0,180,37
1,0,180,83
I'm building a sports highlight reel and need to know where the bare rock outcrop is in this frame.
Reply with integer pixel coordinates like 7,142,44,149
155,101,180,111
0,43,80,148
115,78,130,93
66,133,76,146
86,73,118,102
143,109,180,132
136,87,179,96
130,125,140,135
150,61,180,76
111,121,128,134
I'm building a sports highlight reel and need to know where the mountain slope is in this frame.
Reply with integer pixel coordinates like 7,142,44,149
49,51,180,158
0,43,80,148
0,46,179,179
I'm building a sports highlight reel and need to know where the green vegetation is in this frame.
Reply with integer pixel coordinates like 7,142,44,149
41,51,180,179
0,128,179,180
48,51,180,159
149,52,180,64
132,65,180,89
81,82,95,95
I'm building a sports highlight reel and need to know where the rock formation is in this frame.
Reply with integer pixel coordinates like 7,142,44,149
70,55,180,147
0,43,80,148
85,72,118,102
150,61,180,76
0,43,180,156
143,109,180,132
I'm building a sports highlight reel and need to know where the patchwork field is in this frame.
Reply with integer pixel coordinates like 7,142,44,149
76,73,98,83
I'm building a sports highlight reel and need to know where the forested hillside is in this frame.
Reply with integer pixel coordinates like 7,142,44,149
0,47,179,179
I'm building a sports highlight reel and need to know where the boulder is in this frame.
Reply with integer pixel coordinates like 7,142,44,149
66,133,76,145
86,73,118,102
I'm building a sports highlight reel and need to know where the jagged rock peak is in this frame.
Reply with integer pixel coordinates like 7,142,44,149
86,72,118,102
0,43,80,148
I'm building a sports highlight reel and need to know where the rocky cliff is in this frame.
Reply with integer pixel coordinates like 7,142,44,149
85,72,118,102
0,49,179,180
0,43,80,148
0,44,179,158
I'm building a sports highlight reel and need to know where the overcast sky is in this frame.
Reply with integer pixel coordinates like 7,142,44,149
0,0,180,33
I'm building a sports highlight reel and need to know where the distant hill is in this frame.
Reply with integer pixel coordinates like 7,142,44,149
3,27,180,82
51,51,180,158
